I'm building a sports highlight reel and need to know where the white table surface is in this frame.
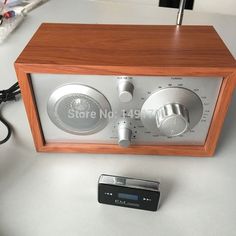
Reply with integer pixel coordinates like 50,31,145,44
1,1,236,236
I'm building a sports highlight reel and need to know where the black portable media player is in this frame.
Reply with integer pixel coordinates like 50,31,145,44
98,174,160,211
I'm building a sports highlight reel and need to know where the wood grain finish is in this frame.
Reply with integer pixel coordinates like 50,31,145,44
15,66,45,151
16,24,236,69
15,23,236,156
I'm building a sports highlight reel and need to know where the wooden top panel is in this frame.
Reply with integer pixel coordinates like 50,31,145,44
16,23,236,69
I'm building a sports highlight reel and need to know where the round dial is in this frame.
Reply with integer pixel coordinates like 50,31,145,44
117,79,134,103
156,103,189,136
47,84,111,135
117,119,132,147
141,87,203,137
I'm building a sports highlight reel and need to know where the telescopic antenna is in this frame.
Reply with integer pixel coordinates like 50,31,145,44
176,0,187,25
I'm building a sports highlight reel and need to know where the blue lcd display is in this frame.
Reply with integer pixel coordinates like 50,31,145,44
118,193,138,201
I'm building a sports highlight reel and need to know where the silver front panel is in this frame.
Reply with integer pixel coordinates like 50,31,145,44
31,74,222,145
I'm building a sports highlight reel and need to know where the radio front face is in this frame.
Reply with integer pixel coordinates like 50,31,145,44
30,74,222,147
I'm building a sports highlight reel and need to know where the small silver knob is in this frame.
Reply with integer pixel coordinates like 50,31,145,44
118,78,134,103
156,103,189,137
118,120,132,147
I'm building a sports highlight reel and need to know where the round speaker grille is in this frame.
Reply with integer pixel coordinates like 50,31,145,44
47,84,111,135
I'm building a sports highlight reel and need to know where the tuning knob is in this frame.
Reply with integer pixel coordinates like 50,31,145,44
118,120,132,147
156,103,189,137
117,78,134,103
141,87,203,137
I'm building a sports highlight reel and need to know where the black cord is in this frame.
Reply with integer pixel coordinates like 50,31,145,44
0,114,11,144
0,82,21,144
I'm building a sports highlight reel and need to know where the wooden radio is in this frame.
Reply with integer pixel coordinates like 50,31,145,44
15,23,236,156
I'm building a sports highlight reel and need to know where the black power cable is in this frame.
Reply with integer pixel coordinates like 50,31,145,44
0,82,21,144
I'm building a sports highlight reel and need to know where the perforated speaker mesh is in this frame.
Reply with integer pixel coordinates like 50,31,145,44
47,84,111,135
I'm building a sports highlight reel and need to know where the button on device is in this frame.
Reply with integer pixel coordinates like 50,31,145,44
118,120,132,148
115,177,126,185
117,77,134,103
156,103,190,136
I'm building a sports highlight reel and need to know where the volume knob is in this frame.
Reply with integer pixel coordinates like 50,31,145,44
118,120,132,147
117,78,134,103
156,103,189,137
